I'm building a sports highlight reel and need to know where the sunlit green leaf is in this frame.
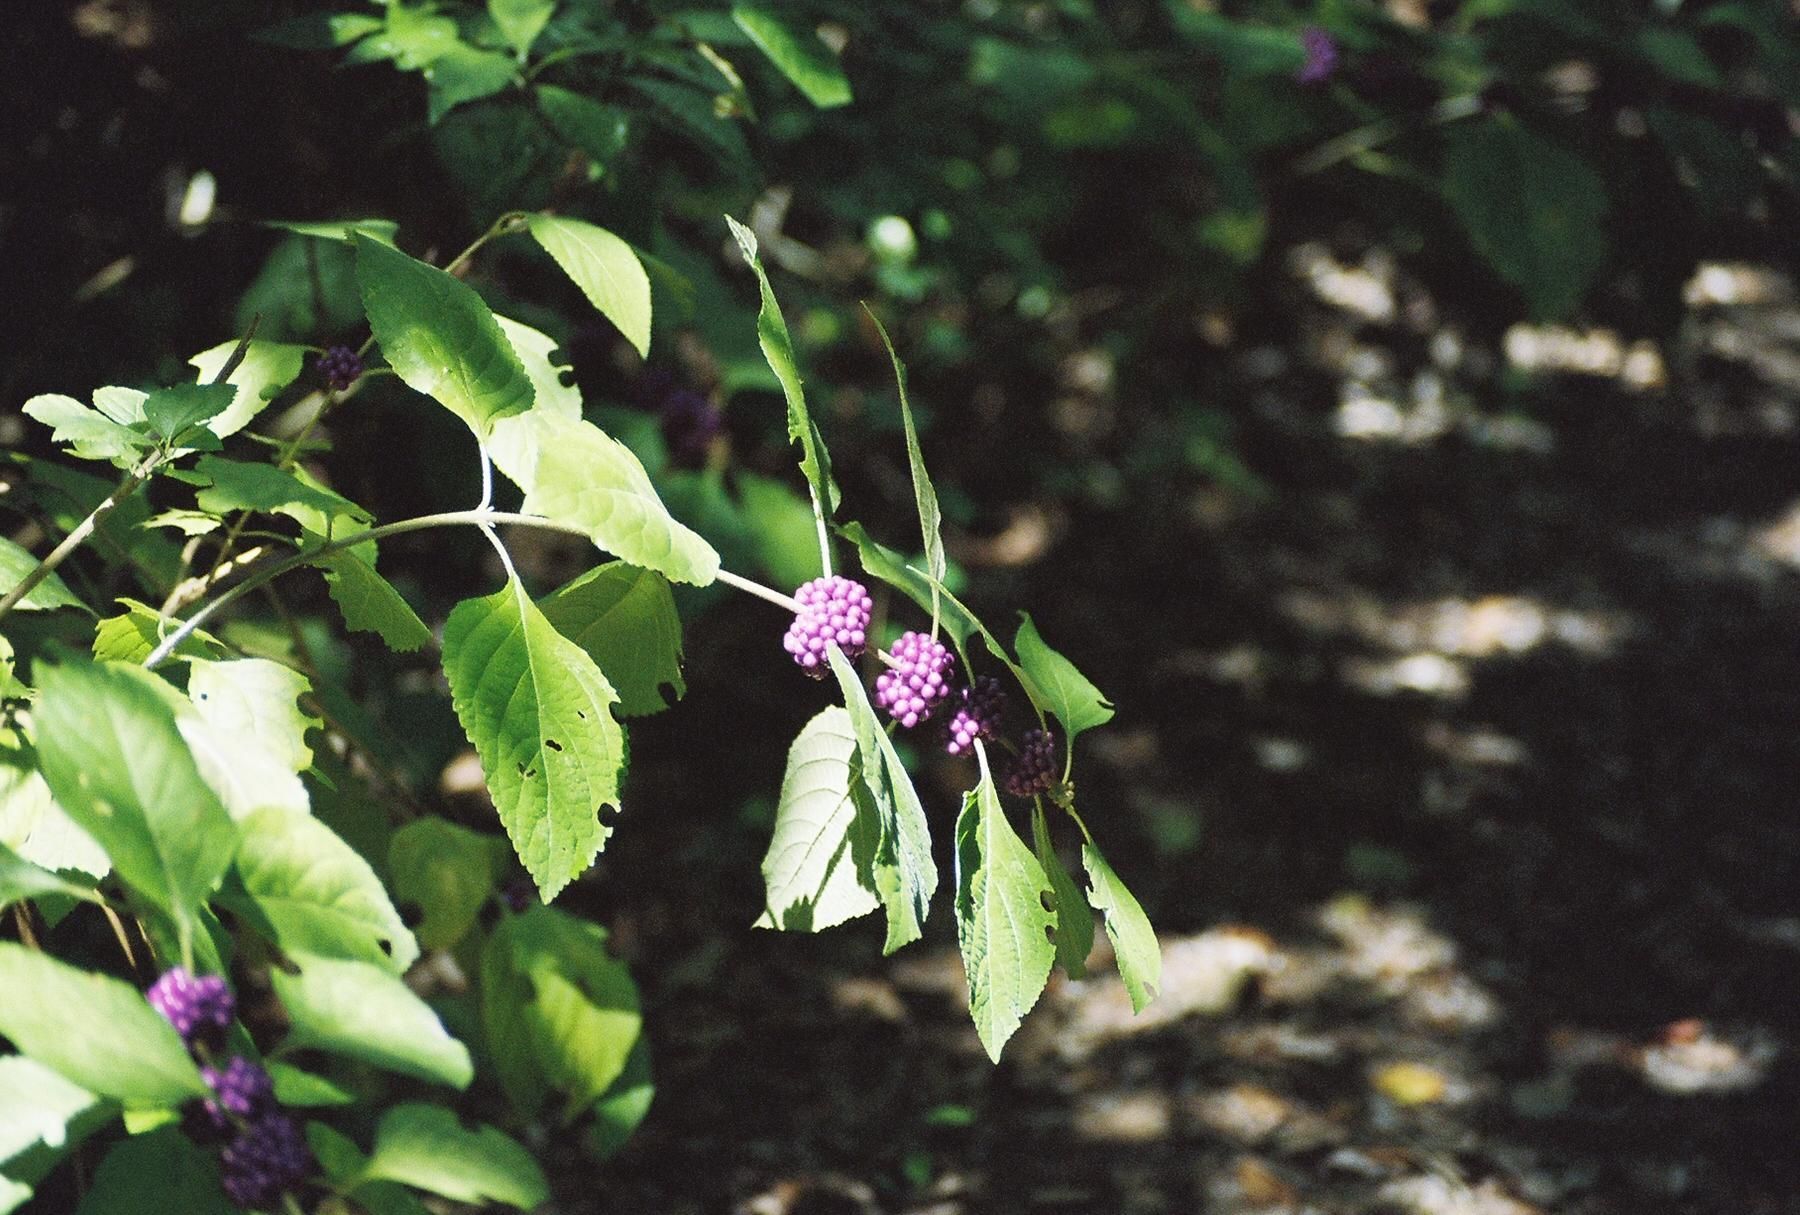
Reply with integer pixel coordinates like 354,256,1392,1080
20,394,153,465
732,4,853,107
488,0,556,57
867,311,945,595
1083,840,1161,1014
263,217,399,245
0,1055,107,1209
266,1061,355,1107
388,817,499,950
839,522,976,648
356,1103,548,1209
355,233,534,439
1014,613,1114,745
0,945,206,1105
273,952,473,1088
186,340,309,438
581,1034,653,1160
313,547,433,652
0,537,82,613
526,214,651,358
92,599,224,665
426,45,518,123
141,383,234,445
442,577,625,902
495,315,582,419
539,562,685,717
755,706,881,932
955,746,1057,1061
0,727,108,879
1032,803,1092,979
0,843,96,909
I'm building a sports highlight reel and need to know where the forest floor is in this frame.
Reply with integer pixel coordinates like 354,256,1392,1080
534,256,1800,1215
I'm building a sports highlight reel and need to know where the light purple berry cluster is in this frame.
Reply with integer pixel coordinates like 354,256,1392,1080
316,345,363,392
943,676,1006,756
875,630,957,728
147,967,235,1051
784,576,873,677
146,968,311,1211
1003,728,1058,797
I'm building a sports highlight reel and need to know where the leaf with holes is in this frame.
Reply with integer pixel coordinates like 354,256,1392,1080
1083,840,1161,1014
178,658,317,820
442,577,626,902
955,745,1057,1062
755,706,881,932
355,233,534,439
389,817,500,950
539,562,685,717
1032,803,1092,979
526,215,651,358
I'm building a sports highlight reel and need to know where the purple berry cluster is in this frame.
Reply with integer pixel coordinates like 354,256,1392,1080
944,676,1006,756
146,969,311,1211
785,576,874,677
316,345,363,392
1003,728,1059,797
1296,26,1340,85
147,967,235,1051
874,630,956,728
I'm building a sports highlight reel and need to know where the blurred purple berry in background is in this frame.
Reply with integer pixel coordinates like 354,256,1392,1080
1297,26,1339,85
1003,728,1059,797
785,576,873,676
944,676,1006,756
147,968,235,1052
875,631,956,728
316,345,362,392
659,386,723,467
203,1056,276,1123
220,1112,312,1210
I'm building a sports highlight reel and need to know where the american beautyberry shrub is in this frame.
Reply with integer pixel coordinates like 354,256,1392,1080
944,675,1006,756
146,967,235,1051
874,630,957,728
202,1056,276,1123
315,344,363,392
784,575,874,675
1004,728,1059,798
220,1112,313,1211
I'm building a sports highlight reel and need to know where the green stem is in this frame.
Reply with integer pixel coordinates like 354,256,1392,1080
1292,93,1484,176
143,509,799,668
0,452,161,625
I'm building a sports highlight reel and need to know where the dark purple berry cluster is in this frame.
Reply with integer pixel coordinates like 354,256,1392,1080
785,576,874,676
1296,26,1339,85
316,345,363,392
874,630,956,728
146,969,312,1211
1003,728,1058,797
147,967,235,1051
944,676,1006,756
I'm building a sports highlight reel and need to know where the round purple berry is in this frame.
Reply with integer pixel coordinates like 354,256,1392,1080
784,576,874,677
874,631,956,728
220,1112,312,1211
316,345,363,392
1003,728,1058,797
203,1056,276,1121
944,676,1006,756
147,968,235,1051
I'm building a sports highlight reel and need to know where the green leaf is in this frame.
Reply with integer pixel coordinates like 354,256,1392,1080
350,4,460,68
488,411,719,585
488,0,556,57
736,472,825,590
93,599,226,664
0,1055,102,1164
0,727,108,879
426,45,518,123
195,456,368,532
581,1034,652,1160
954,746,1057,1062
0,945,206,1105
92,387,148,426
178,657,318,820
495,315,582,420
354,233,535,439
15,454,182,592
1442,118,1609,319
32,659,236,954
314,547,433,652
73,1127,236,1215
725,216,838,516
442,577,626,902
825,646,936,953
839,522,976,648
0,536,82,613
482,907,642,1121
731,4,852,107
356,1103,548,1209
866,311,945,591
1634,27,1724,89
536,86,630,166
539,562,685,717
263,217,400,245
267,1061,355,1107
186,341,310,438
20,393,153,465
232,806,418,972
525,215,651,358
1031,804,1092,979
0,843,96,908
273,952,473,1088
755,706,881,932
141,383,235,445
1014,613,1114,745
388,817,499,949
1083,840,1161,1014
